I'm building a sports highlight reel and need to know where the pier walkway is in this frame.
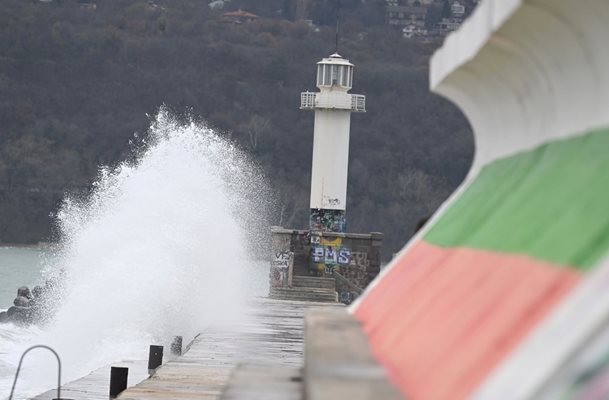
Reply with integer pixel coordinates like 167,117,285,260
120,297,342,399
32,360,149,400
33,297,343,399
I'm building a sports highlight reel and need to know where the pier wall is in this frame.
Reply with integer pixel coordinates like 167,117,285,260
270,227,383,303
351,1,609,399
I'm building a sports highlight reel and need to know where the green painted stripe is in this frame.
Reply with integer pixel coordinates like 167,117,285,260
425,127,609,270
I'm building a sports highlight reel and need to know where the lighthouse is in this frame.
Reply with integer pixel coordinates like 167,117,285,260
300,53,365,234
269,52,381,295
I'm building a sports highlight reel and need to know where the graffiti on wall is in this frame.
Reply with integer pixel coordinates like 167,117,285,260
274,251,291,267
342,251,370,289
325,197,341,207
339,291,359,305
270,250,293,288
309,208,346,233
333,251,370,304
310,236,351,274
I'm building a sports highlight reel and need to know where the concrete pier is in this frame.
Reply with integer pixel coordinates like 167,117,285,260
31,298,346,399
118,298,344,399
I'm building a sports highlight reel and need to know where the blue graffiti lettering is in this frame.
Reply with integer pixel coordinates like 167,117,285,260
338,248,351,265
311,246,324,263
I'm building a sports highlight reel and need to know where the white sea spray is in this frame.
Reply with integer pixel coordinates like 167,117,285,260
0,110,272,398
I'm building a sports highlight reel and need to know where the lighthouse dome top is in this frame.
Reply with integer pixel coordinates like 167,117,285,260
317,53,354,66
315,53,354,90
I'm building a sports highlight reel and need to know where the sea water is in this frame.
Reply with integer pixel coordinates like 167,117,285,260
0,110,271,399
0,247,50,396
0,247,51,308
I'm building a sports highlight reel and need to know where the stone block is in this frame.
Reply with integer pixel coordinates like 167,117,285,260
304,309,402,400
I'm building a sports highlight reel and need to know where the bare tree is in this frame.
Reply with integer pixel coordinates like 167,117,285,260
246,115,270,151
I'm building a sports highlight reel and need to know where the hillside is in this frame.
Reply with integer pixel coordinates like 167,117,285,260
0,0,473,256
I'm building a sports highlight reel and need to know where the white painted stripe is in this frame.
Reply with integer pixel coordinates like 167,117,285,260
472,258,609,400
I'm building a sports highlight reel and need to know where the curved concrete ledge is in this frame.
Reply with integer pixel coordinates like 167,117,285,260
352,1,609,399
431,0,609,172
428,1,609,399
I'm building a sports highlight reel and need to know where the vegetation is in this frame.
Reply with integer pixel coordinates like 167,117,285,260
0,0,473,257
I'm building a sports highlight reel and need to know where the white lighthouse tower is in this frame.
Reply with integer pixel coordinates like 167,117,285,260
301,53,365,233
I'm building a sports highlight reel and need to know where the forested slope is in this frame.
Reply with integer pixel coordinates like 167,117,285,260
0,0,473,256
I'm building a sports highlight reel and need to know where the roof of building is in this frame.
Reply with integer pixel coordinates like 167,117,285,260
387,6,428,15
222,9,259,19
317,53,353,67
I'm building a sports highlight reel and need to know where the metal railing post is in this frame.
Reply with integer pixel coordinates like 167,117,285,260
9,345,62,400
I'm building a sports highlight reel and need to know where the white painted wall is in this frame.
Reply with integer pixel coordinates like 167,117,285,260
431,0,609,175
310,109,351,210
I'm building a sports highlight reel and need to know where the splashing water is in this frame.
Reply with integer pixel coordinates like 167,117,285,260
0,110,272,398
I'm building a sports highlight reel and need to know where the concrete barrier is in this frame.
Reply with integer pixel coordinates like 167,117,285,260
351,1,609,399
303,309,401,400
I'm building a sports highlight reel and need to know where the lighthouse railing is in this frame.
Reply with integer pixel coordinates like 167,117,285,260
300,92,316,110
301,91,366,112
351,94,366,112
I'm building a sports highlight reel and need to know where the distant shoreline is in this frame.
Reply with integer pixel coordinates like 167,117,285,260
0,242,58,250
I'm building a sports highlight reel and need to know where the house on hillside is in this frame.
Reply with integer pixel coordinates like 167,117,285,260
220,9,259,24
385,0,480,39
430,1,466,35
435,17,461,34
402,24,428,39
451,0,465,18
386,5,427,29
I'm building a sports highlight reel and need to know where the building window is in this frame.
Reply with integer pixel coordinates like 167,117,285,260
340,66,348,87
323,65,331,85
317,66,323,86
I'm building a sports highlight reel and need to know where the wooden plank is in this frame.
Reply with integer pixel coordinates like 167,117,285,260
30,298,343,400
32,359,149,400
117,298,343,399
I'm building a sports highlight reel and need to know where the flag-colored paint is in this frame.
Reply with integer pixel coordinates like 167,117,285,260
354,127,609,399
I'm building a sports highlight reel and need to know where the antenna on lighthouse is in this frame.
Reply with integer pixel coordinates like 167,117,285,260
334,0,341,53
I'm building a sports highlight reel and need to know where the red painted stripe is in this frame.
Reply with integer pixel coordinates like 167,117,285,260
354,241,581,400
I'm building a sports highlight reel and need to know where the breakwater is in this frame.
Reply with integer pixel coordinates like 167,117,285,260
0,282,58,326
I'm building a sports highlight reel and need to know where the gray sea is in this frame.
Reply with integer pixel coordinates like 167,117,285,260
0,247,50,309
0,246,54,399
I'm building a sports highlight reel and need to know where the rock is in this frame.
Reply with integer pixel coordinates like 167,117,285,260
0,311,7,323
6,306,32,324
17,286,32,299
13,296,30,307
